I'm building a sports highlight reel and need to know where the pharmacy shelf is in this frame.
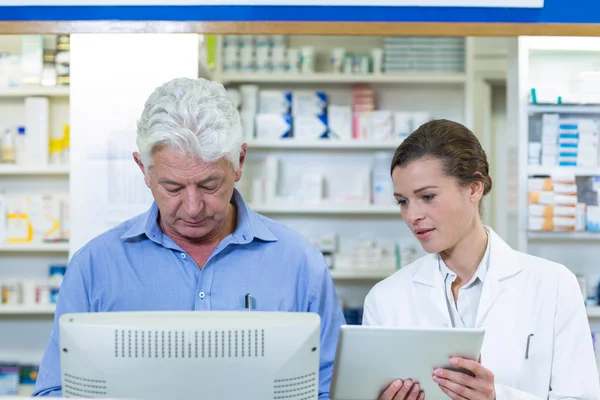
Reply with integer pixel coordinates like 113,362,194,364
528,232,600,241
330,269,394,280
0,164,69,176
0,304,55,316
250,204,400,215
528,104,600,115
220,72,467,85
0,243,69,253
0,86,69,98
528,165,600,177
587,307,600,318
247,139,401,150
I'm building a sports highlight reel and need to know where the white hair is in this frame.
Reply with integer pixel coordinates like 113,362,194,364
136,77,243,174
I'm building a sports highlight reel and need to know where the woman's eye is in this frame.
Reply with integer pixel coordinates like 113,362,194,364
423,194,435,201
397,199,407,206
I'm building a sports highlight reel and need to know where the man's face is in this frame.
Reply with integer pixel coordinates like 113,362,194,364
134,145,246,242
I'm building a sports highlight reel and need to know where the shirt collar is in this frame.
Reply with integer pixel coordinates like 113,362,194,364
438,228,490,286
120,188,278,244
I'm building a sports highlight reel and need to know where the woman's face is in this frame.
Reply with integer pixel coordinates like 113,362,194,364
392,157,483,254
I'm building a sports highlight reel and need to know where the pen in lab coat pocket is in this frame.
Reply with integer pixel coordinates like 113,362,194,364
525,333,534,359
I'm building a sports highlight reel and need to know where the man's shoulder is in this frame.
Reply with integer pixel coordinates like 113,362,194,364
254,213,318,250
72,212,146,258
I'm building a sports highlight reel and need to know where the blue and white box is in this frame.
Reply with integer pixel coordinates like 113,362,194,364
0,365,19,395
255,114,292,139
328,105,352,140
294,115,329,140
292,91,327,117
259,90,292,115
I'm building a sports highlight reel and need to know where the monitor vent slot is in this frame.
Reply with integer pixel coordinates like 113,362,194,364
63,373,107,398
114,329,265,358
273,372,317,400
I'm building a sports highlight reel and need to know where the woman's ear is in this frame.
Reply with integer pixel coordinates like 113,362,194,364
470,180,485,203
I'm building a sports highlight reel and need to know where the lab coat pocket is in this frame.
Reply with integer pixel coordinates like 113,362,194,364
516,330,551,394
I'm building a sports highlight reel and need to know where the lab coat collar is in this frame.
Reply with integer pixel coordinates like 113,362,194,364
411,226,523,327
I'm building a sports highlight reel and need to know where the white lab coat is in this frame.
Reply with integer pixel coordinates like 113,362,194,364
363,228,600,399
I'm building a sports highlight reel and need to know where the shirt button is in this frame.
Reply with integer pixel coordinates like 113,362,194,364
180,253,187,259
198,292,205,299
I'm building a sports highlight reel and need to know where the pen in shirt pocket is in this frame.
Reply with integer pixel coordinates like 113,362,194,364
245,293,253,311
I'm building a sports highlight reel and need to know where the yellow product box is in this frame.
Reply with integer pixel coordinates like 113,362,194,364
528,178,552,192
6,195,62,243
528,216,576,231
529,191,554,205
552,183,577,194
529,204,578,218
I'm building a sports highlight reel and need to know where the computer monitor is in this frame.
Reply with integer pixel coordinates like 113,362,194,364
59,311,320,400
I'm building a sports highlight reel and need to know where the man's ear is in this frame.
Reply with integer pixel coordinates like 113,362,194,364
133,152,151,188
234,143,248,182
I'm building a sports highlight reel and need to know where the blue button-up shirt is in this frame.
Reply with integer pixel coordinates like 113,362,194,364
33,190,346,398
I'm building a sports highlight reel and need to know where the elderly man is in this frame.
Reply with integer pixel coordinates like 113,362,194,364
33,78,346,398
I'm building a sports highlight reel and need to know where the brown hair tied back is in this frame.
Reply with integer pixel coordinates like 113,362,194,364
390,119,492,197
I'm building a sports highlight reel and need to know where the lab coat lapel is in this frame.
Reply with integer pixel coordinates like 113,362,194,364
412,254,452,327
475,228,523,328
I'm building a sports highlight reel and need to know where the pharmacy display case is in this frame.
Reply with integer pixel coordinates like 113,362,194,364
512,37,600,324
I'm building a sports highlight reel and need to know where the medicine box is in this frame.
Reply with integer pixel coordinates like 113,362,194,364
368,111,394,141
255,114,292,139
292,91,327,117
327,105,352,140
294,115,328,140
259,91,292,115
528,216,576,231
394,112,412,139
0,364,19,395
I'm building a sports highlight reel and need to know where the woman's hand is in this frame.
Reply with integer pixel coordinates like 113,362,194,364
379,379,425,400
432,357,495,400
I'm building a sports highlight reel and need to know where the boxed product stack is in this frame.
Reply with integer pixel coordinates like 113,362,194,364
247,85,433,142
327,104,353,140
576,176,600,232
533,114,600,167
0,264,66,307
222,35,308,74
352,86,376,140
528,174,586,231
256,90,292,139
238,84,259,139
55,35,70,86
0,364,39,396
558,119,599,167
383,36,465,73
255,90,292,140
0,193,69,244
254,90,329,141
292,91,329,140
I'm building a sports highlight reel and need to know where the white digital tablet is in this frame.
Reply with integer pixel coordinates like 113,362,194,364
329,325,486,400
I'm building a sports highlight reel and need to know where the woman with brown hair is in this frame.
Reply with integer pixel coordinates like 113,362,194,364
365,120,600,400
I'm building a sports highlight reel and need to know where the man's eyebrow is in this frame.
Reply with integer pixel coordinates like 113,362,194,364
158,179,183,186
158,176,221,186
